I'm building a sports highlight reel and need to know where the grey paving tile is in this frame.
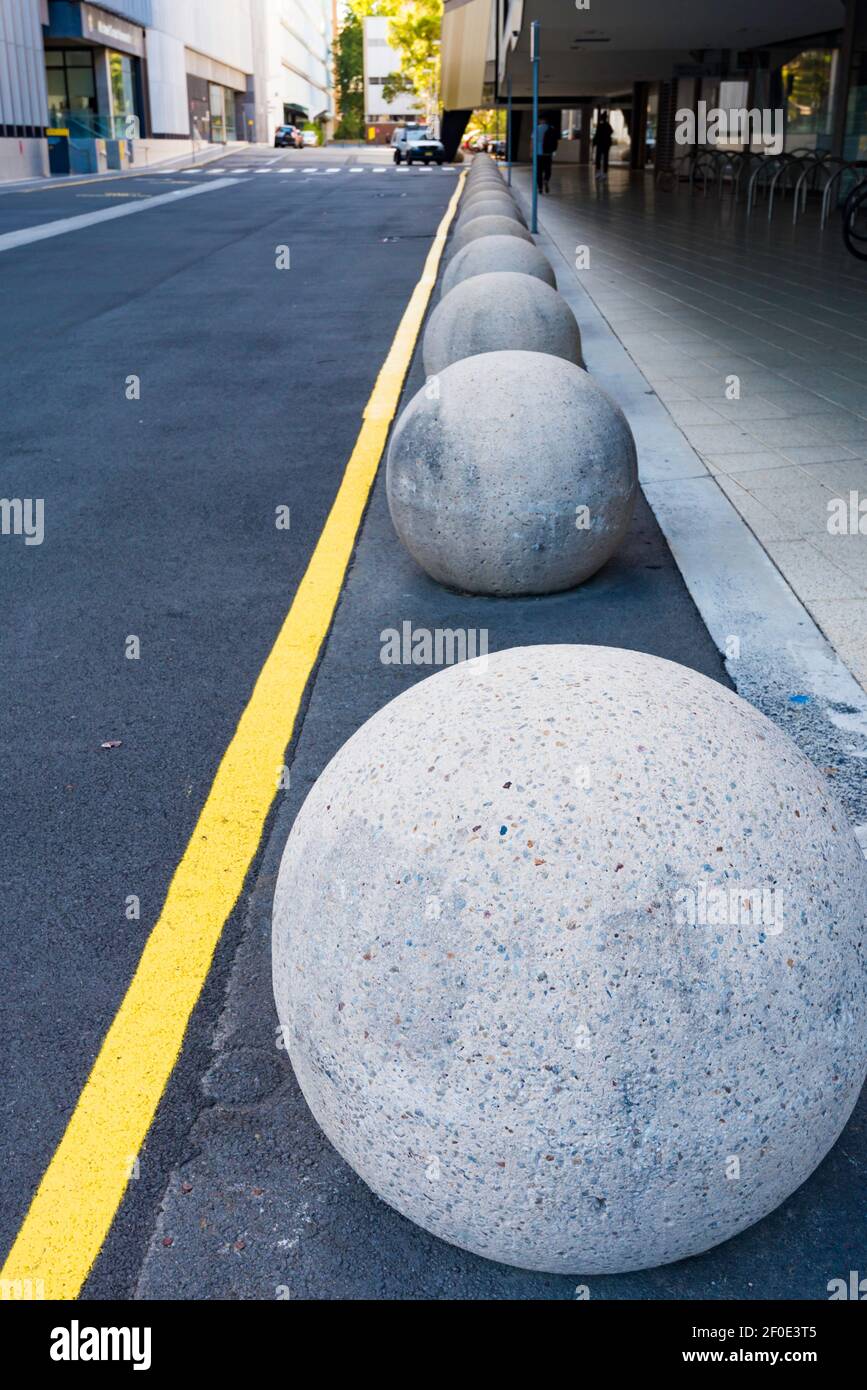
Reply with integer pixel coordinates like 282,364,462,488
763,540,866,599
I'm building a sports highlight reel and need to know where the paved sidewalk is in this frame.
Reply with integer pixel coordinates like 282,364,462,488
513,164,867,691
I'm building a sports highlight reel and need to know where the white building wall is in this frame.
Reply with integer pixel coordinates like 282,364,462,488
0,0,49,178
254,0,333,140
147,0,255,135
363,16,418,123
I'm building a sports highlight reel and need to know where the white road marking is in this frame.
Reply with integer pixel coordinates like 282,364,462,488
0,178,239,254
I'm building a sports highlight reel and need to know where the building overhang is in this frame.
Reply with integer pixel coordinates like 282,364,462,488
442,0,847,107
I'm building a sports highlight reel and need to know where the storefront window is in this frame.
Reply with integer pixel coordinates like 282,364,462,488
44,49,96,125
109,51,136,119
209,83,226,142
225,91,237,141
782,50,837,136
845,51,867,160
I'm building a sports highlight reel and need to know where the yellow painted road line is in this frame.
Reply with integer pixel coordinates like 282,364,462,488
0,169,466,1302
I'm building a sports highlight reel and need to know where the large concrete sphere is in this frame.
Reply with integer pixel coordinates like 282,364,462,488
466,175,504,195
423,272,582,376
387,349,637,595
441,236,556,299
272,644,867,1274
461,185,518,212
449,215,534,260
458,198,526,229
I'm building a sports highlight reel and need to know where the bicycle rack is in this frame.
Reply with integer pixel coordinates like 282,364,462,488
821,161,867,229
843,180,867,259
689,150,720,196
792,155,844,225
747,154,785,216
767,155,812,221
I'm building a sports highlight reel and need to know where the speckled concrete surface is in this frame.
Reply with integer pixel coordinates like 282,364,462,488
441,236,556,300
387,349,637,595
423,272,582,377
272,644,867,1275
448,214,534,260
457,197,527,229
461,185,521,211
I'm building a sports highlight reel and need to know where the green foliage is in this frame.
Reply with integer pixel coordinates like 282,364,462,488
382,0,443,108
334,0,403,139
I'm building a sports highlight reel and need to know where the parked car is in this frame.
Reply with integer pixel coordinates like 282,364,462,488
301,128,318,147
391,124,445,165
274,124,303,149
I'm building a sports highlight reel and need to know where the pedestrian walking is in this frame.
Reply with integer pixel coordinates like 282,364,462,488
535,116,558,193
593,110,614,179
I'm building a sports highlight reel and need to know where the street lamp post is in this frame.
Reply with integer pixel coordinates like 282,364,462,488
531,20,540,233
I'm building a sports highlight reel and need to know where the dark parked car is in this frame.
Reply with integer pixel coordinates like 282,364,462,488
274,124,303,149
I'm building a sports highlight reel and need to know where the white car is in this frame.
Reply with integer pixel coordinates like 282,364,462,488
301,129,318,147
391,124,445,166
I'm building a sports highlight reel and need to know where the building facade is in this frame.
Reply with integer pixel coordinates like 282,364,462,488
252,0,332,143
439,0,867,168
0,0,334,180
362,15,421,144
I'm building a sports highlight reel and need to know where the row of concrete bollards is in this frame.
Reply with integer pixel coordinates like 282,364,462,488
270,152,867,1280
384,152,639,596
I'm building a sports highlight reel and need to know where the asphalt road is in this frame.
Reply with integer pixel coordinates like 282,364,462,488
0,144,458,1282
2,146,863,1301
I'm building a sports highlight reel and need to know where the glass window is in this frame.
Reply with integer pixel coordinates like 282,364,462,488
782,50,837,137
109,52,136,118
45,51,63,67
209,83,225,142
66,50,94,66
67,68,96,109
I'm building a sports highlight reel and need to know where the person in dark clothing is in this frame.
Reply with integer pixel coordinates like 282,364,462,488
535,117,559,193
593,110,614,178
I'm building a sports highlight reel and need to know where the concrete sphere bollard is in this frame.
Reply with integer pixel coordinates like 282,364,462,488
441,236,556,299
466,173,504,193
449,214,534,260
457,198,526,230
423,272,582,376
272,643,867,1274
467,168,502,182
387,349,636,595
462,184,516,210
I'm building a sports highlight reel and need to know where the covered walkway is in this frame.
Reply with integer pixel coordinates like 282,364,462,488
511,162,867,690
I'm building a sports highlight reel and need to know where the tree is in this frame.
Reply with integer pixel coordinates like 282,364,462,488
333,0,401,140
382,0,443,122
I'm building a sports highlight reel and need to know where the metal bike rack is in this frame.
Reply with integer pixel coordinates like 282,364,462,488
821,161,867,229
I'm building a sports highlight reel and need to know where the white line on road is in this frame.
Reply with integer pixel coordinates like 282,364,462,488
0,178,240,254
